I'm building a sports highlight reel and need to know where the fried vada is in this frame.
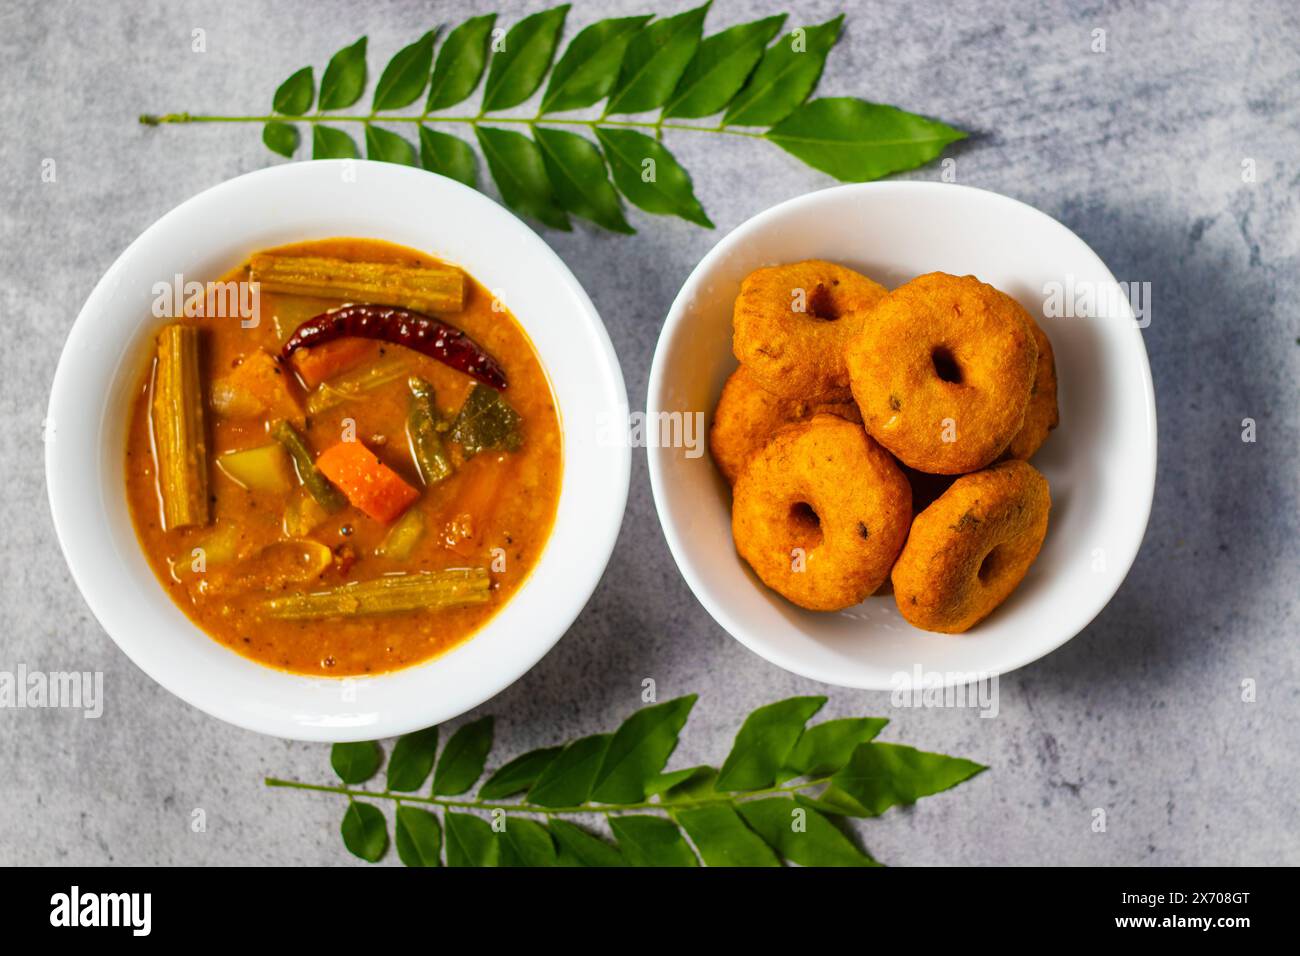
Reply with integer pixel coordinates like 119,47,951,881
890,460,1050,633
732,415,911,611
846,272,1037,474
733,260,887,402
1000,312,1059,461
710,366,861,485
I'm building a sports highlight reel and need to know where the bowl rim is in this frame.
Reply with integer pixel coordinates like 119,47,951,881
646,180,1157,688
46,160,631,739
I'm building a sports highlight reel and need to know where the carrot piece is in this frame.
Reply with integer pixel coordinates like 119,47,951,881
315,441,420,524
290,338,375,388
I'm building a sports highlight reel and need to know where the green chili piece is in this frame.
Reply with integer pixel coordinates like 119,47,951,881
406,376,454,486
270,419,346,512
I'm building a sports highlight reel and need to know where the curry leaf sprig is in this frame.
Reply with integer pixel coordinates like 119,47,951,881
265,695,985,866
139,4,966,234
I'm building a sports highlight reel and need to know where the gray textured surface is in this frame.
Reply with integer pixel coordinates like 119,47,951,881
2,0,1298,866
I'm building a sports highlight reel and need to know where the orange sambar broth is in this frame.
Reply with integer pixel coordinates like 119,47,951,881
124,238,562,676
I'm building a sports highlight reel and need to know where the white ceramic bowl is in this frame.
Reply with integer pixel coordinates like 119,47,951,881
648,182,1156,689
46,161,630,740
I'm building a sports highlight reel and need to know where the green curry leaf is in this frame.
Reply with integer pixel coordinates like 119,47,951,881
426,14,497,110
340,801,387,861
645,764,715,799
548,820,623,866
312,125,359,160
724,15,843,126
432,716,495,795
331,740,382,784
663,14,787,119
276,695,983,867
481,5,570,112
475,125,570,230
318,36,368,110
534,126,633,233
394,806,442,866
498,818,558,867
609,815,698,867
272,66,314,115
781,716,889,780
364,125,417,166
444,811,499,866
674,802,780,866
591,694,696,803
150,6,964,235
715,696,825,791
262,121,298,158
372,30,437,111
738,797,878,866
823,742,987,816
607,2,711,114
527,734,611,808
479,746,564,800
541,15,652,114
449,383,524,457
386,726,439,792
594,127,712,227
418,126,477,187
766,97,967,181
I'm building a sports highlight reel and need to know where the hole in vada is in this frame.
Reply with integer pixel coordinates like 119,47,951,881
807,284,839,321
788,501,824,549
978,545,1006,584
931,346,962,384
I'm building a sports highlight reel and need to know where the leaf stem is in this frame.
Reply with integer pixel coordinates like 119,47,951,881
139,112,765,138
263,775,831,815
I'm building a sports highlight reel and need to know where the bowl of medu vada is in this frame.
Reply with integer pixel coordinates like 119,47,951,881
647,182,1157,688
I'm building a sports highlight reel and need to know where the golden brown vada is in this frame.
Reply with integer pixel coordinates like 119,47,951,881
710,366,861,485
733,260,887,402
1000,312,1059,461
732,415,911,611
890,460,1050,633
846,273,1037,474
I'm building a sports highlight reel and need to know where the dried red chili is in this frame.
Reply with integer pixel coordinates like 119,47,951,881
281,304,508,390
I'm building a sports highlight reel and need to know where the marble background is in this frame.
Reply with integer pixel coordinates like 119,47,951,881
1,0,1297,865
